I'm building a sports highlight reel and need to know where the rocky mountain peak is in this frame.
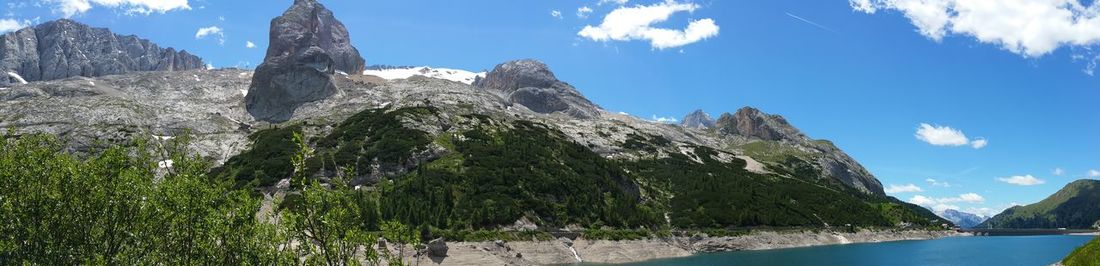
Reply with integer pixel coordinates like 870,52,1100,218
715,107,806,142
246,0,365,122
0,19,204,85
475,59,601,119
680,109,716,129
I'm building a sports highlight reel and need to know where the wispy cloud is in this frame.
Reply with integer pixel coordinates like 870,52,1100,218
0,18,29,33
245,41,256,49
997,175,1045,186
46,0,191,18
577,6,593,18
885,183,923,194
909,193,985,212
550,10,563,19
195,26,225,45
785,12,835,33
649,115,678,124
1053,168,1065,176
926,178,952,188
1089,169,1100,178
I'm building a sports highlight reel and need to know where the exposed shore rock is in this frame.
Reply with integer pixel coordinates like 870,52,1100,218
398,230,965,265
245,0,365,122
474,59,601,119
0,19,204,85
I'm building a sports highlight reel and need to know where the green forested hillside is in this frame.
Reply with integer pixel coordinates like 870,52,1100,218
214,107,945,230
979,179,1100,229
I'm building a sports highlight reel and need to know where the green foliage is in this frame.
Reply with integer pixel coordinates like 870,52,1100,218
0,133,292,265
380,119,662,230
582,229,654,241
1063,236,1100,266
282,132,379,265
309,107,435,176
980,179,1100,229
211,125,301,187
626,145,939,228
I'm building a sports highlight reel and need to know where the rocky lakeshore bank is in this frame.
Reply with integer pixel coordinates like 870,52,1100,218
400,229,966,265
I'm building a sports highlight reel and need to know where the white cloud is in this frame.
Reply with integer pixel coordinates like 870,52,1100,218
578,6,594,18
205,63,214,70
246,41,256,48
850,0,1100,58
550,10,563,19
650,115,678,123
885,183,924,193
970,138,988,149
931,203,960,213
926,178,952,187
1053,167,1065,176
0,18,30,33
963,207,994,217
915,123,986,149
195,26,224,45
46,0,191,18
915,123,968,146
599,0,629,6
578,0,719,49
909,193,985,212
1089,169,1100,177
951,193,985,203
909,195,937,206
997,175,1046,186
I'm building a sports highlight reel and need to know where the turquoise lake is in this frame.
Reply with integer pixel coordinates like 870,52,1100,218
616,235,1095,266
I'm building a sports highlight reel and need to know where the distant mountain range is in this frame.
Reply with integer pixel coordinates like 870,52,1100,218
936,209,989,229
0,19,203,85
979,179,1100,229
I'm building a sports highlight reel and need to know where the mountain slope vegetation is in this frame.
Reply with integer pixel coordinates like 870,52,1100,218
979,179,1100,229
213,107,946,231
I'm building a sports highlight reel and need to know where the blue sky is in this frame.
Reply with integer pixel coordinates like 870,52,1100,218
3,0,1100,217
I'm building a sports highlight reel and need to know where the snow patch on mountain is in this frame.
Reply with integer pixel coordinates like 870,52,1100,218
6,72,28,84
363,66,485,85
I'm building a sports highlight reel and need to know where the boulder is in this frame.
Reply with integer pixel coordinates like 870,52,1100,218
245,0,366,122
427,238,448,257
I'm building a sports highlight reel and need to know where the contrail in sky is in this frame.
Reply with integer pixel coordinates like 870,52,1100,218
786,12,836,33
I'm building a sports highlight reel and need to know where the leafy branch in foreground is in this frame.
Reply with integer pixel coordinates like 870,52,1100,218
0,131,409,265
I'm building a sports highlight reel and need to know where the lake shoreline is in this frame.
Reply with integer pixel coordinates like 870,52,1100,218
411,229,967,265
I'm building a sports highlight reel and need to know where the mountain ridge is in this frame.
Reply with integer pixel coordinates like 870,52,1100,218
0,19,204,85
937,209,989,229
979,179,1100,229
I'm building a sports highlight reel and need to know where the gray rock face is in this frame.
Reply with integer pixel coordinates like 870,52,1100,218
715,107,806,142
0,19,204,85
245,0,365,122
681,109,715,129
0,69,255,163
715,107,884,195
474,59,600,119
